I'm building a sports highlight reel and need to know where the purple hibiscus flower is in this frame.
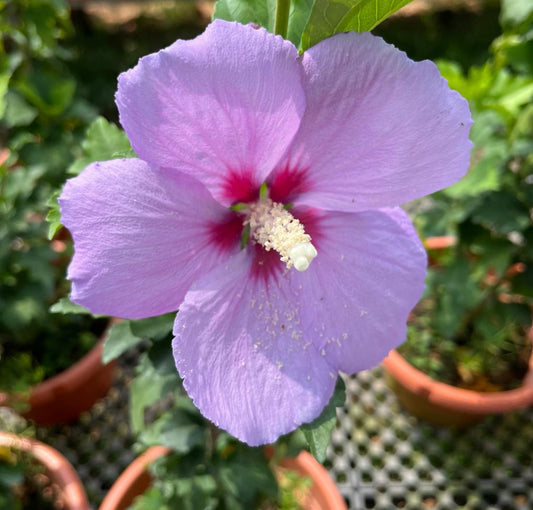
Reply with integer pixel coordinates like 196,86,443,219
59,20,472,445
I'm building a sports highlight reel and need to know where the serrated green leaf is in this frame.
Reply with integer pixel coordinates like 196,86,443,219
301,0,413,51
102,320,144,363
300,377,345,462
67,117,134,175
46,190,62,240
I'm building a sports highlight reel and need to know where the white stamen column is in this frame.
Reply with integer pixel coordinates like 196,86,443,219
248,199,317,271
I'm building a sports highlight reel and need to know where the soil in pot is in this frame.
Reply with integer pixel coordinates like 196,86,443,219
398,296,532,393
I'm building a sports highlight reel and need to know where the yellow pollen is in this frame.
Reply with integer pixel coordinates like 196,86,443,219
248,199,317,271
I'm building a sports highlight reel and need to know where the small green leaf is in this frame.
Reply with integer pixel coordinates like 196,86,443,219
2,91,38,127
300,377,345,462
102,320,143,363
50,296,94,315
130,313,175,341
67,117,134,175
46,191,61,240
0,71,12,119
139,409,206,453
301,0,413,51
130,353,180,433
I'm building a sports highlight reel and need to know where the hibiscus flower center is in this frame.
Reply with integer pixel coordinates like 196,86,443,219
247,198,317,272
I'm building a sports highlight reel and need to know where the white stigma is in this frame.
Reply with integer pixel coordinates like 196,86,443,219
248,199,317,271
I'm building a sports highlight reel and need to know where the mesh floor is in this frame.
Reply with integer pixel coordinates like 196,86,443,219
36,354,533,510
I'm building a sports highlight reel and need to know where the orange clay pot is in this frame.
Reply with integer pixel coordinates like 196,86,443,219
0,431,90,510
99,447,347,510
0,323,116,425
383,235,533,426
382,344,533,427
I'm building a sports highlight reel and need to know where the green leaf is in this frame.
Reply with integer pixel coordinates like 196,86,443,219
470,191,531,234
67,117,134,175
139,409,206,453
433,259,484,340
213,0,275,34
129,313,175,341
0,71,11,118
50,296,94,315
102,320,144,363
443,111,507,199
217,448,278,508
2,91,38,127
300,377,345,462
213,0,313,48
15,62,75,116
46,190,62,240
301,0,413,51
130,354,180,433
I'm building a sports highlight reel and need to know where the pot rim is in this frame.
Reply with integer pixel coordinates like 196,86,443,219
99,446,346,510
0,431,89,510
383,340,533,414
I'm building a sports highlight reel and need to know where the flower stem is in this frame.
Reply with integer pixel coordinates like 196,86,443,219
274,0,290,39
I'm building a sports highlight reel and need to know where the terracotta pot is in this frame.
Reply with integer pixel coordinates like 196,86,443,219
383,330,533,427
384,234,533,426
99,447,346,510
1,323,116,425
0,431,90,510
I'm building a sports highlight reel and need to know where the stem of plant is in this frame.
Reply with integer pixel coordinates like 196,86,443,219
274,0,290,39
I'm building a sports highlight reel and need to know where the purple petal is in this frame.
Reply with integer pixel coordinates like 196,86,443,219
274,31,472,211
293,206,427,372
172,251,336,446
59,158,240,319
116,20,305,206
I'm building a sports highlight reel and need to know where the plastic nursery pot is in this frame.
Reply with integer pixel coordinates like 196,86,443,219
0,431,90,510
382,326,533,427
1,321,117,425
99,447,347,510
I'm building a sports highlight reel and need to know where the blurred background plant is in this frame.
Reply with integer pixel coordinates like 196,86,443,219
0,0,107,394
399,0,533,391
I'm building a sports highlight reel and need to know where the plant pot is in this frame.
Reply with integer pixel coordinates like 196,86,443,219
0,323,116,425
382,339,533,427
99,446,346,510
0,431,90,510
383,235,533,426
